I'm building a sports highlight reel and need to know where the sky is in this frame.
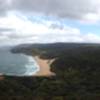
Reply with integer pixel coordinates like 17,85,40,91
1,0,100,46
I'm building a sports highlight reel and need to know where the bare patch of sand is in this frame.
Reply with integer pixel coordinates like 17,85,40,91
0,74,4,80
33,56,55,77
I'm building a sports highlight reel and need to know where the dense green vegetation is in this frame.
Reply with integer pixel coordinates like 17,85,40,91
1,43,100,99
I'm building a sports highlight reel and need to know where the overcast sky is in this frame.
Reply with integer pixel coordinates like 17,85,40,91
0,0,100,46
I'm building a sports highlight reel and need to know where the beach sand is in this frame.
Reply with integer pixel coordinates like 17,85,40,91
33,56,55,77
0,74,4,80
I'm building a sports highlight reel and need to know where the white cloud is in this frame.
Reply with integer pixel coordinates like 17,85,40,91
0,12,100,46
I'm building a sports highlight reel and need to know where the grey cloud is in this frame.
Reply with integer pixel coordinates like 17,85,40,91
49,23,64,30
0,0,99,20
0,0,11,16
0,28,13,32
11,0,98,20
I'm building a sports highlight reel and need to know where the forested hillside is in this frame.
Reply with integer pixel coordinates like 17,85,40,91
1,43,100,99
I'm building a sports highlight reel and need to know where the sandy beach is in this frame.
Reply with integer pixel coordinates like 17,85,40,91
33,56,55,77
0,73,4,80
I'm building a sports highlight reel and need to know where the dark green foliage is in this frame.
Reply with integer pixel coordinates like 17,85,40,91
1,43,100,99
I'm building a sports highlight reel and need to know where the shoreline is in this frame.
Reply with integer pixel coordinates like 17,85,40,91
33,56,55,77
0,56,55,77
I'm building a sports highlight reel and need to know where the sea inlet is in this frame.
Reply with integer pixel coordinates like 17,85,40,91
0,47,39,76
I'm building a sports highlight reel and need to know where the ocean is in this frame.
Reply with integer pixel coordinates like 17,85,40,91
0,47,39,76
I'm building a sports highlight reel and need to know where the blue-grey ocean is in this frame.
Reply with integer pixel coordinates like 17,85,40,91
0,47,39,76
